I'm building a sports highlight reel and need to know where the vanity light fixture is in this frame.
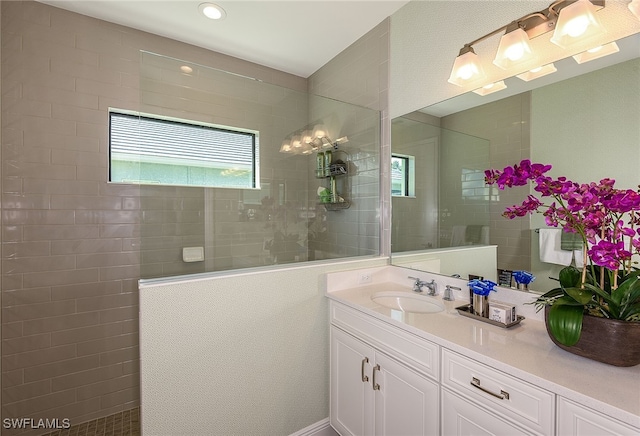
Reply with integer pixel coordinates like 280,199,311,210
472,80,507,96
572,41,619,63
448,0,606,88
550,0,606,48
516,63,558,81
199,2,226,20
628,0,640,20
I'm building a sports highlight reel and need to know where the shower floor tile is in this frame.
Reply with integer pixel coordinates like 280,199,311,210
40,408,140,436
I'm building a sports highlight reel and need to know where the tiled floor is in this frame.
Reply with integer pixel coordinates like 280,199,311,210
40,408,140,436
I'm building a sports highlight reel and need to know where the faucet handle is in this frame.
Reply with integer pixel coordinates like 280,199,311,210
443,284,461,301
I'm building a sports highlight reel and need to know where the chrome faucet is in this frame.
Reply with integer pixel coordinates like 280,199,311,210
408,276,438,295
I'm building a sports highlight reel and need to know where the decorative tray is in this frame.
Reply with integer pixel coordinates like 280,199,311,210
455,304,525,329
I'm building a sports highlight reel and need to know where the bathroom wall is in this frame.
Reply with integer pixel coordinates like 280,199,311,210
140,20,392,434
135,52,311,277
309,19,390,257
139,257,388,435
1,1,306,431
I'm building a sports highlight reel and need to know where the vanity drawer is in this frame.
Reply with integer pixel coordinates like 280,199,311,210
330,301,439,381
442,349,554,435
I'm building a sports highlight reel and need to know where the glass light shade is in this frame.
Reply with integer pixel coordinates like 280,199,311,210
313,124,327,140
493,28,534,69
472,80,507,96
448,50,486,87
280,141,292,153
550,0,606,49
291,135,302,149
301,130,313,145
516,63,557,81
629,0,640,20
572,41,619,64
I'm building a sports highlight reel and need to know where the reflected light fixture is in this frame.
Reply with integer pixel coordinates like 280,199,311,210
472,80,507,96
550,0,606,48
448,0,606,88
628,0,640,20
199,2,226,20
516,63,558,81
572,41,619,63
279,122,349,155
493,23,534,69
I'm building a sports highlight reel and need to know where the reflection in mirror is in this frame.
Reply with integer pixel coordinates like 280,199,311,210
391,32,640,293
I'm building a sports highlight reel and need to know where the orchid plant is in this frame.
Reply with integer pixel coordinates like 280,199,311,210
485,160,640,346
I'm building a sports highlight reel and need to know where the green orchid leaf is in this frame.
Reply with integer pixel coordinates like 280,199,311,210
548,304,583,346
621,302,640,321
538,287,565,299
554,295,586,306
615,276,640,303
564,286,593,305
617,278,640,319
583,283,613,304
559,266,582,288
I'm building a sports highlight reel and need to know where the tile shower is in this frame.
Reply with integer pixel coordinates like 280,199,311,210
1,1,381,433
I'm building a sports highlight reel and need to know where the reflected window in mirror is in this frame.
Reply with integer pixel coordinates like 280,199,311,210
391,154,415,197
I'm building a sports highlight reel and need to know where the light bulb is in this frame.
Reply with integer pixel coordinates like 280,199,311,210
199,3,226,20
564,15,590,38
504,43,525,61
457,64,477,81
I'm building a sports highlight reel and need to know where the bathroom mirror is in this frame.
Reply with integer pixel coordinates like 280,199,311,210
391,31,640,293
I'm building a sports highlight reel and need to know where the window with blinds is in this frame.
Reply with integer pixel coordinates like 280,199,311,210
109,110,258,188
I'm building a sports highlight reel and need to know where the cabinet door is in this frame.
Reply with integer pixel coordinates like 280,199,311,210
331,327,374,436
374,352,439,436
441,388,533,436
557,397,640,436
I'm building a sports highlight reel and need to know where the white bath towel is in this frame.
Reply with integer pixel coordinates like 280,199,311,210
573,249,585,268
451,226,466,246
539,228,573,265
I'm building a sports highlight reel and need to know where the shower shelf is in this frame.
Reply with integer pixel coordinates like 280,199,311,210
316,161,350,211
316,163,347,178
321,201,351,211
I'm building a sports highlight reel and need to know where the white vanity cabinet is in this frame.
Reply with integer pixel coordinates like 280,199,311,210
330,302,440,436
557,397,640,436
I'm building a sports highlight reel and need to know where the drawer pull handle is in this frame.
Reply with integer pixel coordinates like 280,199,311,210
470,377,510,400
372,364,381,390
361,357,369,382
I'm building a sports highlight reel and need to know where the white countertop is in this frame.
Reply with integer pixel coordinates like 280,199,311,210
326,272,640,429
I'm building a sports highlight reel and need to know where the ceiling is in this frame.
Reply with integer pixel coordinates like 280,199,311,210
38,0,409,78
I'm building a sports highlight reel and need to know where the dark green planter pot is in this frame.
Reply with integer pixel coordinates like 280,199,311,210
544,306,640,367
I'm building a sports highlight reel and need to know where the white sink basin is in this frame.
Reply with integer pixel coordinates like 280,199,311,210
371,291,444,314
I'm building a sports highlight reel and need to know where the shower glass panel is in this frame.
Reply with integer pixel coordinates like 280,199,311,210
131,52,379,279
391,117,490,253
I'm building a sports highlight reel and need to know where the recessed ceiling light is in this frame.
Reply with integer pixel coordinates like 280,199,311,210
199,3,226,20
180,65,193,74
